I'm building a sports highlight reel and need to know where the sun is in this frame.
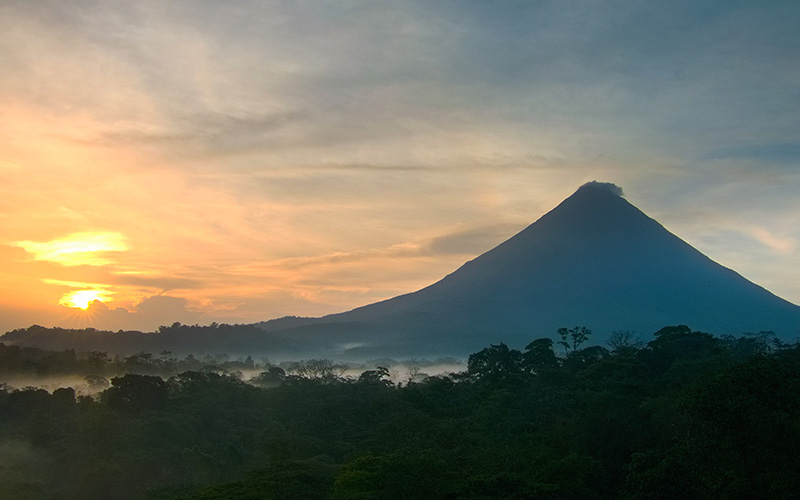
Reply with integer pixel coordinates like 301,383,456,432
60,290,110,310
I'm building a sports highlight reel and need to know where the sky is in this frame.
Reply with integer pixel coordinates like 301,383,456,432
1,0,799,333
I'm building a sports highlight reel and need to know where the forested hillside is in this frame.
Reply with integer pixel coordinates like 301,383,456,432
1,326,798,499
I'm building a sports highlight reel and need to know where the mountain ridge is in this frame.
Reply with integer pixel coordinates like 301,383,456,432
258,181,800,356
3,181,798,358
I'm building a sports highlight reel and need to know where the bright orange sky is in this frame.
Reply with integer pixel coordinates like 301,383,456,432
1,2,798,333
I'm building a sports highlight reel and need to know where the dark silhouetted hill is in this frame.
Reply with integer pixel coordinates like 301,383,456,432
258,181,800,357
4,182,799,358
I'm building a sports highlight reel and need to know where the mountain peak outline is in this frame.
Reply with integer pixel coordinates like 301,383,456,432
262,182,800,357
4,182,798,358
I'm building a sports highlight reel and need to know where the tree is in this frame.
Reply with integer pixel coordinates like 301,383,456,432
557,326,592,357
642,325,728,382
52,387,76,406
467,343,524,383
86,351,110,374
123,352,156,374
250,366,286,388
102,374,167,412
523,338,559,373
721,331,776,360
334,451,451,500
565,345,609,369
357,366,392,386
286,359,345,383
606,330,643,355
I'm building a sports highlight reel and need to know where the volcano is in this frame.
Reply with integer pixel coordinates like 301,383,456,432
262,181,800,357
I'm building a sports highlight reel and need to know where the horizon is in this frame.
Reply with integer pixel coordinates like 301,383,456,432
1,1,799,333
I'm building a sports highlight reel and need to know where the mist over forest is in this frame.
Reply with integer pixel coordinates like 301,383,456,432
5,0,800,498
3,181,798,500
2,324,799,499
4,184,798,499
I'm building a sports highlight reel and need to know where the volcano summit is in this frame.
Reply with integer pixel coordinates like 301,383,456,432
6,182,798,358
261,181,800,357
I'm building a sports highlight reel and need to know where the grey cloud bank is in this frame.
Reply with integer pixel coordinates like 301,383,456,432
0,0,798,331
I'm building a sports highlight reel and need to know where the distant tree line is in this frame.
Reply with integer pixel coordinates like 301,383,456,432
0,323,305,359
0,342,259,383
1,325,799,499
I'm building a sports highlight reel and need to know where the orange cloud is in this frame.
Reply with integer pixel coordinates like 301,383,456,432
748,227,794,255
15,232,128,266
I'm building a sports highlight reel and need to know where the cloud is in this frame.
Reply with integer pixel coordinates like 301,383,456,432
579,181,625,198
133,295,201,325
85,110,308,158
1,0,799,329
108,273,202,291
14,233,128,267
0,159,22,171
78,294,202,331
747,227,795,255
226,222,525,279
708,142,800,164
426,224,522,256
4,0,798,167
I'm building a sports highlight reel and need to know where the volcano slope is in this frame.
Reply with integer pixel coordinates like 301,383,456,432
260,181,800,358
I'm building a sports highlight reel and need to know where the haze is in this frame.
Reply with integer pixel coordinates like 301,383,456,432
1,1,799,333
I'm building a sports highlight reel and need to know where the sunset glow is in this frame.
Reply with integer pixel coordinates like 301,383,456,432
60,290,111,310
0,1,797,334
15,232,128,267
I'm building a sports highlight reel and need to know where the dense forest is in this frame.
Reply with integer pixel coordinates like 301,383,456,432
0,323,308,358
1,325,799,499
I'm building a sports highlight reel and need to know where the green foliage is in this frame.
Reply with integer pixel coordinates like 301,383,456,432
156,461,335,500
557,326,592,357
285,359,346,383
523,337,559,373
357,366,392,386
0,325,798,499
0,340,270,383
102,374,168,413
334,451,451,500
467,343,524,383
249,366,286,388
